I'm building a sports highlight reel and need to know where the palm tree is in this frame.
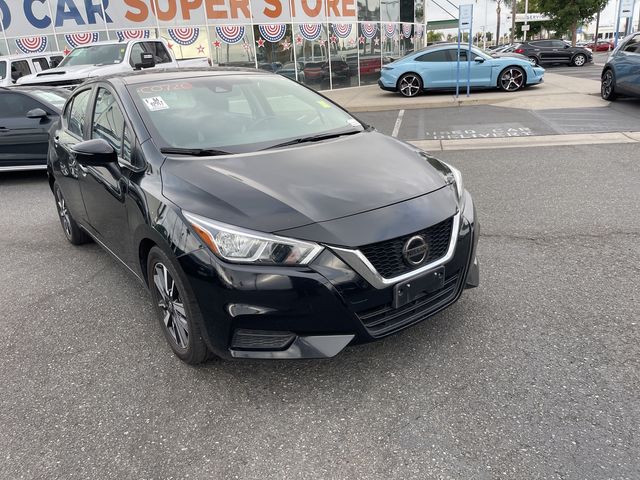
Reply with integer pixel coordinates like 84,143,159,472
496,0,502,45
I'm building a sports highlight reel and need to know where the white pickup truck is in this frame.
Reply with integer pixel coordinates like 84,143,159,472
18,39,210,88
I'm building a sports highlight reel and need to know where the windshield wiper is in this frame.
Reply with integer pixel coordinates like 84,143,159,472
160,147,232,157
262,130,361,150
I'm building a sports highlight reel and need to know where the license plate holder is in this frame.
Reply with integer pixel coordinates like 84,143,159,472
393,267,445,309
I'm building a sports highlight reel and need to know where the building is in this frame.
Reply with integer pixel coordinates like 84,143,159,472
0,0,436,89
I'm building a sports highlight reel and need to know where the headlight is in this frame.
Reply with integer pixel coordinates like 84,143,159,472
183,211,324,265
440,161,465,209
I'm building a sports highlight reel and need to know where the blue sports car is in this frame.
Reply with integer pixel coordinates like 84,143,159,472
378,43,545,97
601,33,640,101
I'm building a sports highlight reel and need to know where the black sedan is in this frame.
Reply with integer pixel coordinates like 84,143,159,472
0,86,69,172
48,69,479,363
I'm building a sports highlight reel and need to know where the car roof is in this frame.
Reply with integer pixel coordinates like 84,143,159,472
0,52,63,61
87,67,271,86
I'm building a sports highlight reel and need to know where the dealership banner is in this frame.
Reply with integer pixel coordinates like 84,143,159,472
0,0,358,38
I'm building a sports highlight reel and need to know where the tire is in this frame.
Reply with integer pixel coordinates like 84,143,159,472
53,182,90,245
397,73,423,97
498,67,526,92
601,69,617,101
572,53,587,67
528,56,539,67
147,246,210,364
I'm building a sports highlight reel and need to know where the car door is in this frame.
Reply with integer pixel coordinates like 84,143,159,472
53,87,93,223
413,49,456,88
455,48,493,86
531,41,554,62
552,40,572,62
615,34,640,95
0,91,53,169
78,85,133,258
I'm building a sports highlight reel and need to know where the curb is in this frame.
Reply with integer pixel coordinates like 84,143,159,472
409,131,640,151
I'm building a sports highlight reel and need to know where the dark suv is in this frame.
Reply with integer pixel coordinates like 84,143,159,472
514,40,593,67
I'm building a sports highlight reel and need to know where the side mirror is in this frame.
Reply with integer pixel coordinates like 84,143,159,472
71,139,117,166
134,52,156,70
26,108,48,119
474,56,485,63
564,44,570,48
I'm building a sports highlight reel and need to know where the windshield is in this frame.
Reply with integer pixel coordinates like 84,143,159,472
129,75,364,153
58,44,126,67
0,61,6,80
29,89,69,108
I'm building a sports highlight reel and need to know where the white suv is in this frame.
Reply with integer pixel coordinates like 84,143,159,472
0,52,64,87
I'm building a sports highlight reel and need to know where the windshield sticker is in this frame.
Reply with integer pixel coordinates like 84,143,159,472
137,83,193,94
143,96,170,111
317,100,332,109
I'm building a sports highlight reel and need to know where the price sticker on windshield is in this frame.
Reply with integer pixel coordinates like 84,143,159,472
143,96,170,111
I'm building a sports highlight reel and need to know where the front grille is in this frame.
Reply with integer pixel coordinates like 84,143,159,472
359,217,453,279
231,329,295,350
356,273,460,338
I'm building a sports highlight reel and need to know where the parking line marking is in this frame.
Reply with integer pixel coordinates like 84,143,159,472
392,109,405,137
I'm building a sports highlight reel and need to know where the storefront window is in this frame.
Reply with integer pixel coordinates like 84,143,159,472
209,26,256,69
358,22,381,85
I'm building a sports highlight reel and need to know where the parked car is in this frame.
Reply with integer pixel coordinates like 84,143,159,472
378,43,545,97
0,86,69,172
601,33,640,100
17,40,209,88
0,52,64,87
299,56,351,85
513,40,593,66
586,40,614,52
47,69,479,363
277,62,304,82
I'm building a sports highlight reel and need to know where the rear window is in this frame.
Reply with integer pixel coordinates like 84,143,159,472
0,61,6,80
29,89,70,109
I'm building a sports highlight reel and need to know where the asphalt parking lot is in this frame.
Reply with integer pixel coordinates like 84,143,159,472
1,141,639,479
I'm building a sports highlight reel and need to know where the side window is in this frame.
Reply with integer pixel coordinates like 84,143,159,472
0,92,45,118
67,89,92,137
10,60,31,83
129,43,145,67
143,42,172,64
32,57,50,72
92,88,125,154
416,50,452,62
531,41,550,48
622,35,640,53
552,41,567,48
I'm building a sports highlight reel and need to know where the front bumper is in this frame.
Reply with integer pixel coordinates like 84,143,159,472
180,194,479,359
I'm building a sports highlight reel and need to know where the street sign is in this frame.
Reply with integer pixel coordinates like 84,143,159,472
459,4,473,31
521,25,530,31
620,0,634,17
507,13,551,22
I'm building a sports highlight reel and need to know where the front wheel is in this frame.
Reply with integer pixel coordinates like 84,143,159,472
397,73,423,97
572,54,587,67
601,69,617,101
147,246,210,364
498,67,525,92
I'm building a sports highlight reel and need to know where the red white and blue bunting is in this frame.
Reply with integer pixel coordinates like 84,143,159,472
258,24,286,43
402,23,413,38
361,22,378,39
215,26,245,45
384,23,397,39
15,36,48,54
64,32,99,49
116,29,150,42
298,23,322,41
332,23,352,39
414,24,424,38
168,27,200,46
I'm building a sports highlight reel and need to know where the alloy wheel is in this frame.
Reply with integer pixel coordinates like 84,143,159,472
398,74,421,97
528,56,539,66
55,189,72,239
153,262,189,350
573,54,586,66
500,68,524,91
601,70,615,99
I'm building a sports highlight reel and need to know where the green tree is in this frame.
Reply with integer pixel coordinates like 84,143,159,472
538,0,607,45
427,30,444,43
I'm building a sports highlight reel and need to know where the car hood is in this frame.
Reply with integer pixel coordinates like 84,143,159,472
161,131,449,233
18,64,122,85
